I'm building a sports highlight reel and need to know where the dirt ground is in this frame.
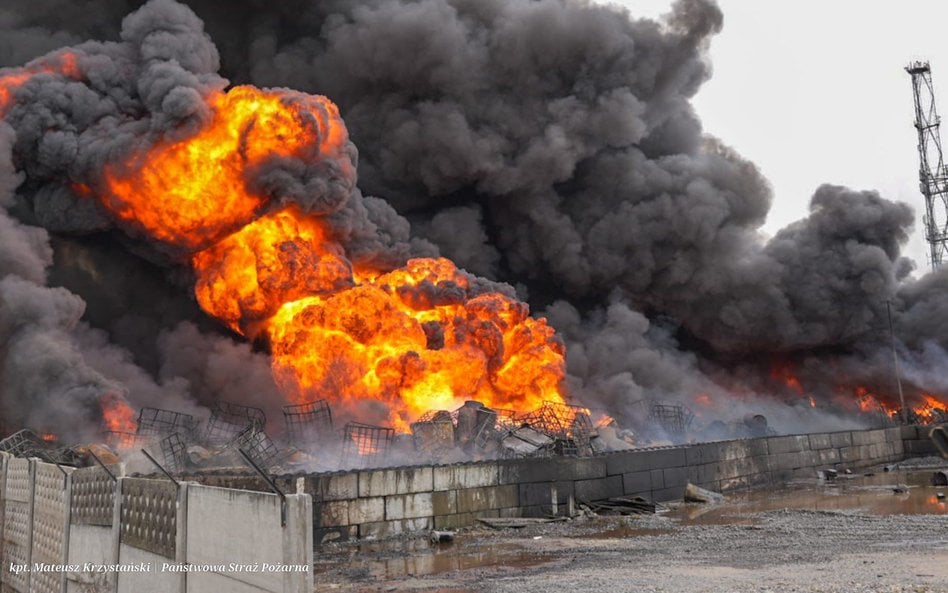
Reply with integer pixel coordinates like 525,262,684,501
313,462,948,593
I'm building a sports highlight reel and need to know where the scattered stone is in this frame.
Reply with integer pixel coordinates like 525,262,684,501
477,517,567,529
684,482,725,503
429,530,455,544
892,484,909,494
817,468,838,481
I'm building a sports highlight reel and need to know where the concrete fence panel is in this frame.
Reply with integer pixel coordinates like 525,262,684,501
0,453,8,578
117,478,184,593
66,465,124,593
185,484,313,593
30,462,72,593
2,457,34,593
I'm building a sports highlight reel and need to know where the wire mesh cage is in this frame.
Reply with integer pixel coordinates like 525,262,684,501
204,402,266,446
410,410,455,452
0,429,47,456
101,431,145,451
159,432,188,473
232,424,283,469
647,403,695,436
136,407,200,439
282,400,333,446
340,422,394,467
469,407,516,450
516,401,594,455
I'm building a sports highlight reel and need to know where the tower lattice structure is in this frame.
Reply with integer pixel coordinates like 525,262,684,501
907,61,948,270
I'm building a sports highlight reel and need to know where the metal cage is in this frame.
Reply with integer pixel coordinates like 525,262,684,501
233,425,282,469
282,400,333,446
136,407,200,439
204,402,266,446
159,432,188,473
340,422,394,467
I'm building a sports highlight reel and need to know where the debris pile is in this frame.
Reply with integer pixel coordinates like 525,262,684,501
0,395,711,473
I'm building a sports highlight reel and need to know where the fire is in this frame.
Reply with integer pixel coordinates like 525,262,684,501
40,433,57,443
770,361,804,394
65,82,566,431
192,207,353,333
268,257,566,429
0,51,79,114
102,86,350,252
596,414,617,428
853,386,899,417
913,393,948,422
98,392,137,434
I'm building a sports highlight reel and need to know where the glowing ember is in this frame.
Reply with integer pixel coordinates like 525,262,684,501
98,392,137,434
40,433,57,443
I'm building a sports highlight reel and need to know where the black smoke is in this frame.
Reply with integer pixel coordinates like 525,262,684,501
1,0,945,438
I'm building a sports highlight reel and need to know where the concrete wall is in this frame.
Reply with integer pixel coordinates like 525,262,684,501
0,459,313,593
900,424,941,457
305,426,910,544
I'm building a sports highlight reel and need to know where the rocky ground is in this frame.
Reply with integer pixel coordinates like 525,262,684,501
313,464,948,593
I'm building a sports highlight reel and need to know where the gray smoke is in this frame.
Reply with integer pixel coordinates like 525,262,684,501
0,0,945,439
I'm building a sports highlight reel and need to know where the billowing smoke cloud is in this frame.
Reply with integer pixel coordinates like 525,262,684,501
1,0,945,439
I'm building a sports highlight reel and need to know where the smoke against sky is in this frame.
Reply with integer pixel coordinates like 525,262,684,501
0,0,945,439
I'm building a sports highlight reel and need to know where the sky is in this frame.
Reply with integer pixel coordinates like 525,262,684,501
602,0,948,272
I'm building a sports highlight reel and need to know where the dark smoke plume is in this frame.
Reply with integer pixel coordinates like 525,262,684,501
1,0,945,438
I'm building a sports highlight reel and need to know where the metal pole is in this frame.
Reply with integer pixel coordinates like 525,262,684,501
887,300,908,424
88,450,117,482
140,448,180,487
237,448,287,527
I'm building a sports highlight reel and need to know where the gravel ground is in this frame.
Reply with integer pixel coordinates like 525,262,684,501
314,468,948,593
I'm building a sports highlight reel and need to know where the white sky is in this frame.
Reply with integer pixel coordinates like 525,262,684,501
601,0,948,270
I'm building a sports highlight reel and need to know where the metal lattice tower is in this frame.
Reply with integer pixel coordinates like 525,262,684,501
906,61,948,269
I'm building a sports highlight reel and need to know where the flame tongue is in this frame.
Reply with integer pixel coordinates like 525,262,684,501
99,392,137,434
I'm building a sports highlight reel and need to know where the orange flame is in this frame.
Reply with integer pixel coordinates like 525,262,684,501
102,86,349,252
98,392,137,435
74,84,566,430
853,386,899,417
268,257,566,429
192,207,353,333
596,414,617,428
0,51,79,114
913,393,947,422
770,361,804,394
